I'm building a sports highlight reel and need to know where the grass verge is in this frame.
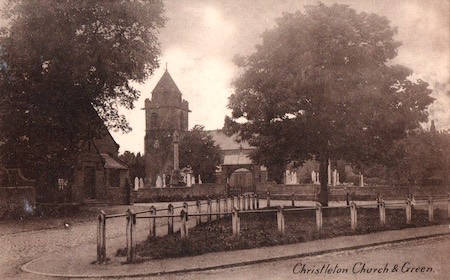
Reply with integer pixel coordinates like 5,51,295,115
117,207,449,260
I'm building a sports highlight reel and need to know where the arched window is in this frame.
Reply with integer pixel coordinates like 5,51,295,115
150,113,158,129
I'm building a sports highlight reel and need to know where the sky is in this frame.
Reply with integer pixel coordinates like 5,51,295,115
1,0,448,154
110,0,450,154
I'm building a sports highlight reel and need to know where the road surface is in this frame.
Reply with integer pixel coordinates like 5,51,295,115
130,235,450,280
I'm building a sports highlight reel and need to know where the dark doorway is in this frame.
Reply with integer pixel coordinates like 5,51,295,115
230,168,255,193
84,167,96,199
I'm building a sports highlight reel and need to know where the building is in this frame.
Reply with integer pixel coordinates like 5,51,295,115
210,130,268,191
0,100,131,205
142,69,268,189
70,126,131,205
143,69,190,187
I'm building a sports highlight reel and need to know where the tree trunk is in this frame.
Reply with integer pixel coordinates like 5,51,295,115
268,163,285,184
318,158,329,206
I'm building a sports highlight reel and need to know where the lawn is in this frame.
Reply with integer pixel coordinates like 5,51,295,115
117,206,449,260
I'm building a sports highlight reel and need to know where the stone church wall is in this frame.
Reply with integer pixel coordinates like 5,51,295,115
135,183,227,202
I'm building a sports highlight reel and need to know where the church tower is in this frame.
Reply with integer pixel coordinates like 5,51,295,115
144,69,190,187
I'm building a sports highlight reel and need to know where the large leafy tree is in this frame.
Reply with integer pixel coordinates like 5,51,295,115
388,129,450,186
226,3,434,205
179,125,221,183
0,0,165,199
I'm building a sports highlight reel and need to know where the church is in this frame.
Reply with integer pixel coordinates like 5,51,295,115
143,68,190,187
143,69,268,189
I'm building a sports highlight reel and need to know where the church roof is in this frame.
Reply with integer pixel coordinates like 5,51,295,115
152,69,182,96
223,153,253,165
101,154,128,169
209,130,253,151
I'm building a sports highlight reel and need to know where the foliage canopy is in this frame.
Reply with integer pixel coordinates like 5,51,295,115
226,3,434,204
0,0,165,197
389,129,450,186
179,125,221,183
119,151,145,181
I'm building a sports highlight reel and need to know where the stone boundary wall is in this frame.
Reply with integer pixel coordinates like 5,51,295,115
135,182,449,203
255,182,450,201
255,182,319,200
0,186,36,218
0,168,36,219
337,185,450,200
135,183,227,203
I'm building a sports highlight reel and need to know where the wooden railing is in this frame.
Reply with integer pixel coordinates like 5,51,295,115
96,193,450,263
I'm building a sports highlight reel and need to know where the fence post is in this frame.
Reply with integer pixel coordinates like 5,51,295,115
97,212,102,262
379,200,386,227
267,191,271,208
246,194,251,210
291,193,295,207
149,206,156,238
239,195,244,210
232,207,240,236
224,197,229,216
168,204,174,234
97,210,106,263
207,199,212,223
196,200,201,225
428,197,434,222
126,209,136,263
180,210,188,239
315,203,322,231
350,202,357,231
277,206,285,234
216,198,221,219
448,194,450,220
406,198,412,225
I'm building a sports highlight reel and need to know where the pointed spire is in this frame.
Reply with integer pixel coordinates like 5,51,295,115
152,68,182,96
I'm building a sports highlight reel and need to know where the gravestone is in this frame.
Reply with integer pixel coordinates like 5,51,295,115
327,161,331,185
332,170,337,187
156,175,162,188
134,177,139,191
186,174,192,187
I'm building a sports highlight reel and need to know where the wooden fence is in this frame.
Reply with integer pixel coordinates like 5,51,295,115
96,193,450,263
